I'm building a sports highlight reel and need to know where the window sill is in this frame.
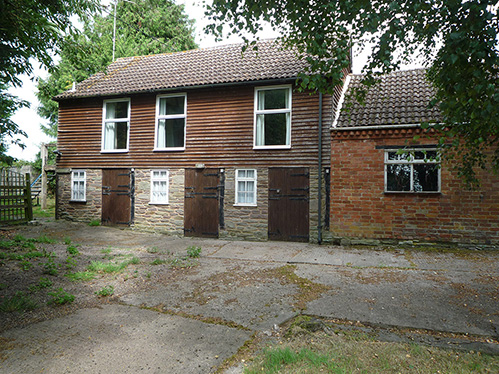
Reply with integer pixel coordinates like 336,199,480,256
384,191,441,195
253,145,291,150
233,203,257,207
153,147,185,152
69,200,86,203
149,202,169,205
100,149,129,153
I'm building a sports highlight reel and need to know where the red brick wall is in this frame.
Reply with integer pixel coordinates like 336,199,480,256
330,128,499,245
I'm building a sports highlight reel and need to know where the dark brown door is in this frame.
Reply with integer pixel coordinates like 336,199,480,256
268,167,309,242
102,169,132,226
184,168,220,238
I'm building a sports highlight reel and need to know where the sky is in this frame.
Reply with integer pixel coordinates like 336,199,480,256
6,0,368,162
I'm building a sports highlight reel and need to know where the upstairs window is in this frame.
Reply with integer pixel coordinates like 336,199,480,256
385,149,440,192
102,99,130,152
235,169,257,206
150,170,169,204
71,170,86,201
254,86,291,148
155,94,186,150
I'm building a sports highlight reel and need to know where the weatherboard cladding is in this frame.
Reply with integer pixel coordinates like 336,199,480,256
55,40,308,100
335,69,442,128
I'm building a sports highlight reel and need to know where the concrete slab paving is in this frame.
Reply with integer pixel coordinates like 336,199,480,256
0,304,251,374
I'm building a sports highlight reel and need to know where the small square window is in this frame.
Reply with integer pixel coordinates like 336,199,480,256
155,94,186,150
254,86,291,148
150,170,169,204
385,149,440,193
235,169,257,206
71,170,86,201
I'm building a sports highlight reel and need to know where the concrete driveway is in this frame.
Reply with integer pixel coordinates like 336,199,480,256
1,220,498,373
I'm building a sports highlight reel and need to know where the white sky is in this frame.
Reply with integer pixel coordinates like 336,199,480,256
6,0,369,162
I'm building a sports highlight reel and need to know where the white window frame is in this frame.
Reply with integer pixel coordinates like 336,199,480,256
253,85,292,149
154,93,187,151
101,98,131,153
384,148,441,193
235,169,257,206
149,169,170,205
149,170,169,204
71,170,86,202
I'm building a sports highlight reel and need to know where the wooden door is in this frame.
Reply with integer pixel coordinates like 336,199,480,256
268,167,309,242
184,168,220,238
102,169,133,226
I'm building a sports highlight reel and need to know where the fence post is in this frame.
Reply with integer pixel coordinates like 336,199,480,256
25,173,33,221
41,143,48,209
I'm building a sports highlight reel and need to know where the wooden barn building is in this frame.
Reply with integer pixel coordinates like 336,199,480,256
54,40,347,242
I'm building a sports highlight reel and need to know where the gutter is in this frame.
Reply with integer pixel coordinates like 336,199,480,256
332,124,422,131
317,92,323,244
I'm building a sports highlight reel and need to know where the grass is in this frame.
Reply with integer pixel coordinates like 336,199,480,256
0,292,38,312
32,197,55,218
87,256,140,273
66,271,97,282
243,324,499,374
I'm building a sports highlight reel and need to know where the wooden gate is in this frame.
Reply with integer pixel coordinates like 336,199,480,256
0,169,33,224
268,167,309,242
102,169,134,226
184,168,220,238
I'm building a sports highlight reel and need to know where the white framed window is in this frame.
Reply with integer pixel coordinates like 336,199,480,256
150,170,169,204
385,149,440,193
254,85,291,149
102,98,130,152
154,93,186,151
235,169,257,206
71,170,86,201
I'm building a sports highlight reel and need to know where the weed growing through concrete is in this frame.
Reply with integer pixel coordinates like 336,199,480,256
87,256,140,274
47,288,75,305
187,246,201,258
88,220,100,226
28,278,53,293
95,285,114,297
66,271,97,282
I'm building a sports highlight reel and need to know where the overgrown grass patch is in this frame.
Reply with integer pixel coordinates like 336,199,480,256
0,292,38,313
66,271,97,282
243,322,499,374
87,256,140,274
47,288,74,305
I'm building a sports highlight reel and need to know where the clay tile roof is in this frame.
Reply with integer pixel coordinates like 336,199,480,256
55,39,308,100
334,69,442,128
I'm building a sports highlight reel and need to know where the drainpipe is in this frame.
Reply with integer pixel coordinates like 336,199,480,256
317,92,323,244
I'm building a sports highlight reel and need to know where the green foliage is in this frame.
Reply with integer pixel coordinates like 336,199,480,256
151,258,167,265
95,285,114,297
186,246,201,258
47,288,75,305
28,278,53,293
37,0,197,137
206,0,499,185
0,0,99,159
87,256,140,273
88,220,101,227
0,292,38,313
66,245,80,257
43,257,59,276
66,271,96,282
19,260,33,271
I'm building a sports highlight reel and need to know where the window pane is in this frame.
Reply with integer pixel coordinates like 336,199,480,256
263,113,288,145
159,96,184,116
388,151,409,161
106,101,128,119
237,170,246,178
413,164,439,191
386,164,411,191
261,89,289,110
158,119,184,148
246,169,255,179
116,122,128,149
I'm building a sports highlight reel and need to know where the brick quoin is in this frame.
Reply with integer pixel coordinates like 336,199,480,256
330,129,499,245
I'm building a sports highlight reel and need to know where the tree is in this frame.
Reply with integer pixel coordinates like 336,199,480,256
37,0,197,137
0,0,99,163
205,0,499,186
